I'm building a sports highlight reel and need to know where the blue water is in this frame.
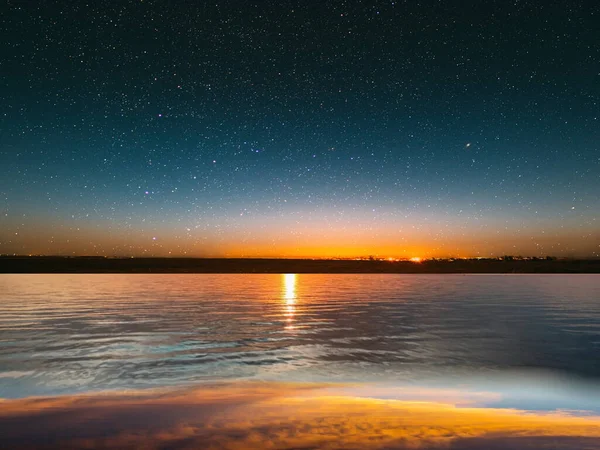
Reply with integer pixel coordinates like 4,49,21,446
1,274,599,409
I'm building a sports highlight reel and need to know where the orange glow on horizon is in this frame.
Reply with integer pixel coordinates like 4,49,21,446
3,213,599,258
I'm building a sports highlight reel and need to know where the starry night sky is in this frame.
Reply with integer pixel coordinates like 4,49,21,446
1,0,599,258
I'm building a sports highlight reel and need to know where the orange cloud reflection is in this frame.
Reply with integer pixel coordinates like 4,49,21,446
1,382,600,449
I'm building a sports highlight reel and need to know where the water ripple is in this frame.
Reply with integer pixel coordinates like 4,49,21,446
0,274,599,398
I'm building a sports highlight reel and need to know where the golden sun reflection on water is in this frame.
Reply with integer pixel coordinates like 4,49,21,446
282,274,296,330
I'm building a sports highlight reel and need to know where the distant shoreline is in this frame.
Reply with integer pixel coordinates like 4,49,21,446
1,256,599,274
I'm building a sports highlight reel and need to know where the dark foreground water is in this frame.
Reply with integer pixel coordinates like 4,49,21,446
1,274,600,449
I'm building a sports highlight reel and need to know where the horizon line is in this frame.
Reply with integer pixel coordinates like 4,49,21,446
2,254,600,261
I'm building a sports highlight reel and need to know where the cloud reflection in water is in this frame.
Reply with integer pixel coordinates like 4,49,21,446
1,382,600,449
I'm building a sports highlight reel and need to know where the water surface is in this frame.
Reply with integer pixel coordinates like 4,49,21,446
1,274,599,401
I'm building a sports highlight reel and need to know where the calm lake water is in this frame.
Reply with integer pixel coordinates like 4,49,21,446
1,274,599,404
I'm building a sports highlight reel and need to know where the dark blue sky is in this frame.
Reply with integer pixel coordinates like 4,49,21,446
1,0,599,257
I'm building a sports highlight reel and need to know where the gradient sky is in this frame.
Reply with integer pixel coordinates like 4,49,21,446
1,0,599,258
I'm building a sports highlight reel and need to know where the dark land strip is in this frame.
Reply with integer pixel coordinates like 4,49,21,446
1,256,599,273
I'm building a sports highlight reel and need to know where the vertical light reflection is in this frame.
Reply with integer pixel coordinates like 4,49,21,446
282,274,296,330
